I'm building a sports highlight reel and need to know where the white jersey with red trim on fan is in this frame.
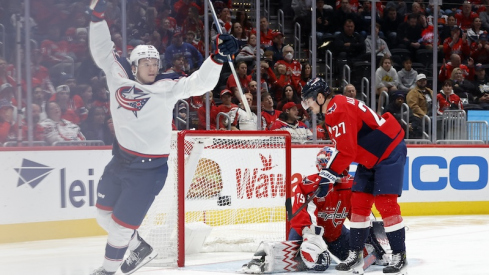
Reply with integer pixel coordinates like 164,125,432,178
89,21,222,156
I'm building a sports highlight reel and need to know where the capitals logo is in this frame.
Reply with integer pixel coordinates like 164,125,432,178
115,85,151,117
326,103,337,114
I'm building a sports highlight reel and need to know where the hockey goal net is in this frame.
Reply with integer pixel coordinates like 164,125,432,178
138,130,292,267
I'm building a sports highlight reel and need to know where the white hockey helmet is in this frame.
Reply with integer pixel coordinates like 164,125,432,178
129,45,160,66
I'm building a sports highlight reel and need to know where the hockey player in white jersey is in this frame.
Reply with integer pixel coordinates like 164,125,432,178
88,1,239,274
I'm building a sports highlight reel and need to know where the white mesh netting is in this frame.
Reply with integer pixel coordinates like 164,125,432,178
138,131,290,266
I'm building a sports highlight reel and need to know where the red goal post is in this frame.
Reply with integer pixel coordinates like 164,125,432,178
138,130,292,267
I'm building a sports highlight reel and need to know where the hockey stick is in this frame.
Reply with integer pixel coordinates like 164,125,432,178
286,187,322,221
208,0,252,117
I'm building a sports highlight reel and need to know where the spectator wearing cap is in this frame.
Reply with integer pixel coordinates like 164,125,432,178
175,103,188,130
265,31,285,65
164,31,203,72
230,22,249,50
475,84,489,109
40,101,85,145
473,63,489,87
406,74,433,138
0,99,14,143
470,33,489,64
437,79,464,115
442,26,471,61
439,53,475,83
185,31,205,57
217,89,238,129
269,101,312,143
385,91,414,135
51,85,82,124
261,92,281,130
456,1,479,31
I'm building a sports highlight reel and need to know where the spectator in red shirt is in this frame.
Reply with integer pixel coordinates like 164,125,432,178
173,0,202,26
197,92,220,130
456,1,479,31
217,89,239,129
443,26,471,61
439,53,475,82
470,33,489,64
226,61,251,101
251,17,275,48
275,45,302,86
261,92,281,129
437,80,463,115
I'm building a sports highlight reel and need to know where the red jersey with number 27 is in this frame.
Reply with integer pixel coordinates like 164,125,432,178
324,95,404,173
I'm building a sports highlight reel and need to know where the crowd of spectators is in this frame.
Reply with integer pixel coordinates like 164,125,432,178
1,0,489,145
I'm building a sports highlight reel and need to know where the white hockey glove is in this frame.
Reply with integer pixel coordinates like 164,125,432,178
300,225,330,271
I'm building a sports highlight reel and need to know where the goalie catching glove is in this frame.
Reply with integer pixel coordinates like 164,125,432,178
212,34,239,63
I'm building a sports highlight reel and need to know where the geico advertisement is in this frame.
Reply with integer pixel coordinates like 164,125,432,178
0,147,488,224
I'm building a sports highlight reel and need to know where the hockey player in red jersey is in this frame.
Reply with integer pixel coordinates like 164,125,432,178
240,147,390,274
301,77,407,275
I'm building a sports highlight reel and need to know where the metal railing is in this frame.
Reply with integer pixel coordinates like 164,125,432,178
324,50,333,86
0,24,5,57
467,120,489,143
52,140,106,146
294,22,301,60
174,100,190,130
440,110,467,140
342,64,350,85
401,103,410,139
360,77,369,103
422,115,432,140
378,90,389,114
277,9,284,34
3,141,48,147
216,112,232,130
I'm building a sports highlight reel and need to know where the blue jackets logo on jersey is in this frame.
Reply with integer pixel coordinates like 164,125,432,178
115,85,151,117
15,159,54,188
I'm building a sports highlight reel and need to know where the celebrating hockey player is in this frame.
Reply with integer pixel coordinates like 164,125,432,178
301,77,408,275
88,1,238,274
240,147,389,274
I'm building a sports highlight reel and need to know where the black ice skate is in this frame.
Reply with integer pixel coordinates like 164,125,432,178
120,235,158,274
335,250,364,274
89,267,115,275
383,251,408,274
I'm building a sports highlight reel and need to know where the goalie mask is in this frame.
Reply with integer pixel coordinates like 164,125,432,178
316,147,336,172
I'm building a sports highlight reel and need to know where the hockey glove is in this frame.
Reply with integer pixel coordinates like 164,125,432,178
300,225,329,271
212,34,239,63
317,169,338,197
89,0,107,22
